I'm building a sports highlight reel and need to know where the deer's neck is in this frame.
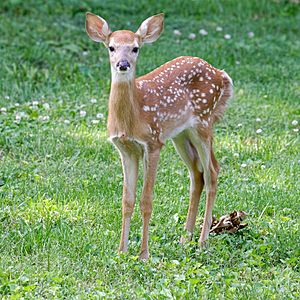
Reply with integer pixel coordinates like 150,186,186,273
108,72,141,137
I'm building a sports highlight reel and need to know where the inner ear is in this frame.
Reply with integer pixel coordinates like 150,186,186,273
86,13,111,44
136,14,164,44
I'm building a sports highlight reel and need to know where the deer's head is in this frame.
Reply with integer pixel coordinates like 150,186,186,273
86,13,164,80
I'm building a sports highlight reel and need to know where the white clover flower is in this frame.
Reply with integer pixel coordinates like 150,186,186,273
216,26,223,32
15,103,20,107
4,95,10,100
256,118,262,122
0,107,7,112
91,119,100,124
256,128,263,134
199,29,208,36
43,103,50,110
38,115,49,121
90,98,97,103
237,123,243,127
79,110,87,117
248,32,255,38
233,153,239,157
173,213,179,223
293,128,299,132
82,51,89,56
32,100,39,106
291,120,298,126
96,113,104,119
261,165,266,169
15,112,28,121
188,33,196,40
173,29,181,36
241,163,247,168
236,61,240,65
224,34,231,40
64,119,70,124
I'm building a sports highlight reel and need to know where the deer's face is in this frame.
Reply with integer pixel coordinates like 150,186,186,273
86,13,164,79
107,31,140,74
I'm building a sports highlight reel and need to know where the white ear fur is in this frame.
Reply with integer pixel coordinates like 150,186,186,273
136,13,164,44
86,12,111,44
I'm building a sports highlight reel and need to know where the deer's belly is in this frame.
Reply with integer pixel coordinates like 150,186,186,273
159,116,198,142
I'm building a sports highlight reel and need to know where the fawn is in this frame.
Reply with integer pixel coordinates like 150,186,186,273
86,13,233,260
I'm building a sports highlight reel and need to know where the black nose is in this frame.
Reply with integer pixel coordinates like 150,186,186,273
117,60,130,71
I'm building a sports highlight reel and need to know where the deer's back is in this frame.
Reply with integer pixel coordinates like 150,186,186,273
136,56,233,142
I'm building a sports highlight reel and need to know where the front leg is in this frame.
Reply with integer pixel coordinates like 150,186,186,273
139,146,161,260
113,139,140,253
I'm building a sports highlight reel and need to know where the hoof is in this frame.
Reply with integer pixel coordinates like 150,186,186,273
198,238,208,249
179,236,191,244
118,246,128,254
179,231,192,244
138,250,149,261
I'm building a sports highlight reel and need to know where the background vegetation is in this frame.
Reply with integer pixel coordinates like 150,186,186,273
0,0,299,298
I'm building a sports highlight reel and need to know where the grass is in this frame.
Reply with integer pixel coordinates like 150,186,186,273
0,0,299,298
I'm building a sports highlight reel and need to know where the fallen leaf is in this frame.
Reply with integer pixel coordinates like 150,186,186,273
210,210,248,234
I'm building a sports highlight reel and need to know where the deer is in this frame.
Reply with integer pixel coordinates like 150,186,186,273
86,12,233,260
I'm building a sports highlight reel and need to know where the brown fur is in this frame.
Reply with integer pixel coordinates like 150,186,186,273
109,30,137,44
108,81,143,138
213,73,233,123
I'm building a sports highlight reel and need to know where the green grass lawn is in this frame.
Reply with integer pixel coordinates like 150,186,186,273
0,0,299,298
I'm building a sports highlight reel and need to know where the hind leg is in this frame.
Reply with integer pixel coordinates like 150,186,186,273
172,132,205,243
187,129,220,246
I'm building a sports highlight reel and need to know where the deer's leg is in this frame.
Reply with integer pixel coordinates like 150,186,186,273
113,141,140,253
139,147,161,260
188,129,219,246
199,146,219,246
172,133,204,243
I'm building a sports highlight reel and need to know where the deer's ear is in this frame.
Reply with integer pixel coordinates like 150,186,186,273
136,13,164,44
86,12,111,44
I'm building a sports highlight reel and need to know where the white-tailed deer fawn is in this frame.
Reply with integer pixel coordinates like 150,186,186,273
86,13,233,260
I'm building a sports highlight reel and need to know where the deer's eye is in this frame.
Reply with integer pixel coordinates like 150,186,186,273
108,46,115,52
132,47,139,53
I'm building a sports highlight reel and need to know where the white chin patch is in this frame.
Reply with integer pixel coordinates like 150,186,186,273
111,68,134,82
